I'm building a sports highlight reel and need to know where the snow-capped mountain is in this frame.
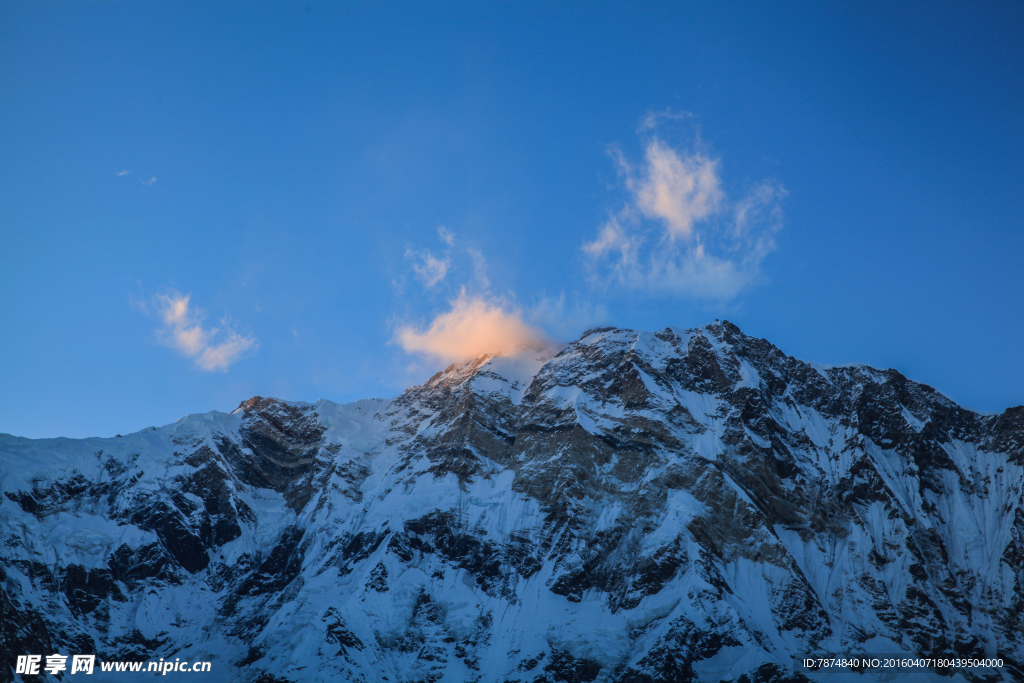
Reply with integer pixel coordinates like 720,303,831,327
2,321,1022,682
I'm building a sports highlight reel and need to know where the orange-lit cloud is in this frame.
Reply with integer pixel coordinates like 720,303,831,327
396,292,549,364
152,291,256,371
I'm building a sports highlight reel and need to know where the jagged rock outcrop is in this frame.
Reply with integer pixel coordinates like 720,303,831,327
1,321,1021,682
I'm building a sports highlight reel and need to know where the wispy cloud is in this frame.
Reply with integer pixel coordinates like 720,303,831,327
150,291,256,371
637,108,692,133
437,225,456,247
465,246,490,290
583,113,785,300
395,291,549,365
116,170,130,177
528,292,609,342
400,226,491,293
407,249,450,287
141,176,157,186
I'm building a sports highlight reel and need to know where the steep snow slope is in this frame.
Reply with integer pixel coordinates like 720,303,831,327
2,322,1022,683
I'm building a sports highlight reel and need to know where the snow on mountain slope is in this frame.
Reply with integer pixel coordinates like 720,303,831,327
2,321,1022,682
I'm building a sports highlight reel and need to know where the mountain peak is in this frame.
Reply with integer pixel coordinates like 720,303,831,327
233,394,284,414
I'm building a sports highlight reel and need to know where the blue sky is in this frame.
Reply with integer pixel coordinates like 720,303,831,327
1,1,1021,438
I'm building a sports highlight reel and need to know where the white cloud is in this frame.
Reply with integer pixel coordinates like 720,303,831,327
116,170,130,177
637,108,692,133
408,249,450,287
395,291,549,365
141,176,157,186
152,291,256,372
404,226,491,293
195,333,257,372
584,118,785,301
627,138,724,241
437,225,456,246
582,215,639,267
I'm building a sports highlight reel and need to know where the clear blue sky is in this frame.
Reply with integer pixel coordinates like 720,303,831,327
2,1,1021,438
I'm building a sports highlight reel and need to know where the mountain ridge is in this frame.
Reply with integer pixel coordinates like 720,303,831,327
2,321,1022,682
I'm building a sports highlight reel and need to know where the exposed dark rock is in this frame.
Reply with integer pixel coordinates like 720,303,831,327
541,647,602,682
130,501,210,574
236,526,304,597
323,606,364,653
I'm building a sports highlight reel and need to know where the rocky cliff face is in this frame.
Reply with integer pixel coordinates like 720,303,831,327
2,321,1022,682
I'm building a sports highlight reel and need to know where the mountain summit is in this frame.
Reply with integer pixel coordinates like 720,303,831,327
2,322,1022,682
